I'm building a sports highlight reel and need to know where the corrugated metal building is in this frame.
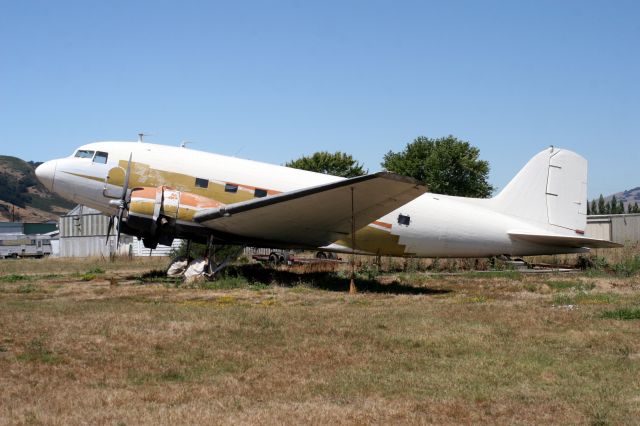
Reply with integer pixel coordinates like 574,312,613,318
59,205,181,257
586,214,640,244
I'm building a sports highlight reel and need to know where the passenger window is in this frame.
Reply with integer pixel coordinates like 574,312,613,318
74,150,94,159
254,188,267,198
195,178,209,189
397,214,411,226
93,151,108,164
224,183,238,193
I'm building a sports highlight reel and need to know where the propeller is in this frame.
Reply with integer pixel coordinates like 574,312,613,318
106,153,133,248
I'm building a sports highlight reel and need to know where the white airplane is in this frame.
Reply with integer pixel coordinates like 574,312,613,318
35,141,619,257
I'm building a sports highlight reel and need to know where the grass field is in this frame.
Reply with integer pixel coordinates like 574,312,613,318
1,257,639,425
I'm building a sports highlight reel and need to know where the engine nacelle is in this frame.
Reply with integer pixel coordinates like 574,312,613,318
126,186,223,247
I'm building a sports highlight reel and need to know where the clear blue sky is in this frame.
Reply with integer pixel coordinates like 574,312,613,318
1,0,638,198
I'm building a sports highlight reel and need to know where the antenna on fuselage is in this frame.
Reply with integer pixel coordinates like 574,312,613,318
180,141,192,148
137,133,145,143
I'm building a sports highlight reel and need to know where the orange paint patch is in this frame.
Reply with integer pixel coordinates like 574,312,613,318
373,221,392,229
180,192,224,209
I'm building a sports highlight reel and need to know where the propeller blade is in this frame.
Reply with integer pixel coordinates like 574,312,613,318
114,152,132,249
116,208,125,248
106,216,114,245
120,153,132,201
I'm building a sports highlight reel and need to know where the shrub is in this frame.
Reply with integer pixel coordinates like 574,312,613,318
601,308,640,320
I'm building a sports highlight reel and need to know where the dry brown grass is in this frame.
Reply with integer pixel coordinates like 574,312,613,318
1,259,639,425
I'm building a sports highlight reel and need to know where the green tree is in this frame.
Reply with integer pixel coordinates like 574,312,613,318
590,199,598,215
285,151,366,178
634,202,640,213
381,135,493,197
597,194,606,215
611,195,618,214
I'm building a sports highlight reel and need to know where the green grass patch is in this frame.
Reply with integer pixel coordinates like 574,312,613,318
458,295,488,304
462,271,523,280
80,273,97,281
0,274,30,283
546,280,595,292
17,283,37,293
200,276,249,290
248,283,270,291
17,338,62,364
600,308,640,320
553,292,619,306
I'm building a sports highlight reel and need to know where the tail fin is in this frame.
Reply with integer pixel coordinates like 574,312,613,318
491,147,587,233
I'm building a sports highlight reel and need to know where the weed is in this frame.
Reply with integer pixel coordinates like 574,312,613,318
577,293,618,305
553,292,618,306
613,255,640,277
249,283,270,291
552,294,574,306
200,276,249,290
0,274,29,283
459,296,487,304
17,284,37,293
546,280,595,292
17,338,61,364
86,267,105,274
80,273,96,281
357,263,381,280
600,308,640,320
216,295,236,305
463,271,523,280
160,369,187,382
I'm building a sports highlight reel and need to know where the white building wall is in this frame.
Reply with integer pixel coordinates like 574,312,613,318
133,238,182,257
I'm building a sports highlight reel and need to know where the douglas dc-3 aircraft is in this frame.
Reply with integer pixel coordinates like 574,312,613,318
35,141,619,257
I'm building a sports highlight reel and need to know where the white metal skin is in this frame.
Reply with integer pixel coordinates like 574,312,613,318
35,141,608,257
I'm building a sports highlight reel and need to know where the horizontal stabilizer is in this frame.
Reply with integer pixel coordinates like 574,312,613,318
508,230,622,249
194,172,425,248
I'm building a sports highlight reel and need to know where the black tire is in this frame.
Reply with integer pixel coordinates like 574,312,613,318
316,252,327,259
269,253,280,267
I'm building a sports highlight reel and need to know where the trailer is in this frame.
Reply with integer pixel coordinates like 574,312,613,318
0,234,53,259
252,249,342,266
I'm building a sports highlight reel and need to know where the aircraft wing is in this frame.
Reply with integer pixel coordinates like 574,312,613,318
508,230,622,249
193,172,425,247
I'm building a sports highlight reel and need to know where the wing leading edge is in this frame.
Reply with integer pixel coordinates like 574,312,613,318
194,172,426,248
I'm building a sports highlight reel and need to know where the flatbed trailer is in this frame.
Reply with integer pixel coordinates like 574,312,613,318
252,250,343,266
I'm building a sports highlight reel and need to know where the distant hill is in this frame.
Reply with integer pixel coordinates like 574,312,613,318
0,155,76,222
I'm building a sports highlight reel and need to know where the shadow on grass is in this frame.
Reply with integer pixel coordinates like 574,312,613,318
227,264,451,296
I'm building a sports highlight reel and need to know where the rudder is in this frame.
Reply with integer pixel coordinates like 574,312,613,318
491,147,587,234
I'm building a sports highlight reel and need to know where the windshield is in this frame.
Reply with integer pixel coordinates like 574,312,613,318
74,150,95,159
93,151,108,164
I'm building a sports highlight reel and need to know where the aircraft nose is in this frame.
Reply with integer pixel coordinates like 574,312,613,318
35,160,57,192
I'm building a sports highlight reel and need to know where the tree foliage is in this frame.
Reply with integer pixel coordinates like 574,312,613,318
589,194,637,215
381,136,493,198
285,151,366,178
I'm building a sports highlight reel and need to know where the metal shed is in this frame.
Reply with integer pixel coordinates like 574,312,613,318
59,205,180,257
586,214,640,244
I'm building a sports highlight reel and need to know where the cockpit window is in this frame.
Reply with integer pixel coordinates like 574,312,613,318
93,151,108,164
74,150,95,159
